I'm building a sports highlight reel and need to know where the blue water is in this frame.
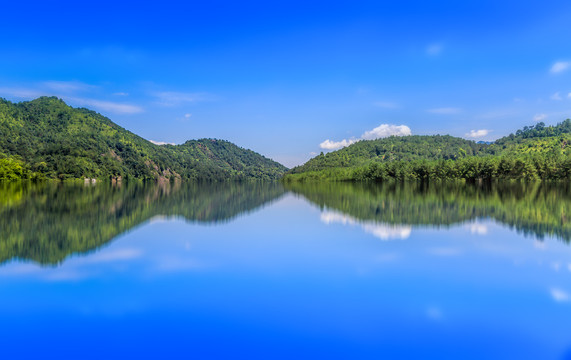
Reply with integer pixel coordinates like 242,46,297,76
0,183,570,359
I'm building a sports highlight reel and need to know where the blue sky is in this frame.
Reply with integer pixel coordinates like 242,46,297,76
2,1,571,167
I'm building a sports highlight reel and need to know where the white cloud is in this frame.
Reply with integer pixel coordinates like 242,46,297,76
373,101,399,109
113,92,129,96
466,129,491,139
568,93,571,99
150,140,176,146
426,107,462,114
320,124,411,150
320,210,411,240
363,223,412,240
426,43,443,56
534,113,547,122
184,113,192,118
152,91,210,106
550,61,571,74
550,288,570,302
362,124,411,139
320,139,356,150
551,92,562,100
467,222,488,235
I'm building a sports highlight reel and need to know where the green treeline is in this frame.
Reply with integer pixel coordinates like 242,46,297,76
286,181,571,242
0,97,287,181
2,181,570,265
0,181,286,265
285,120,571,182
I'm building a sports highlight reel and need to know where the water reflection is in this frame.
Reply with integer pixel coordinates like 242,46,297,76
0,181,285,265
286,181,571,242
1,181,571,359
2,180,571,267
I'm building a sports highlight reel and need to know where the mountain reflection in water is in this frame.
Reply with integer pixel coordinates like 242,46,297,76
0,181,286,265
1,181,570,266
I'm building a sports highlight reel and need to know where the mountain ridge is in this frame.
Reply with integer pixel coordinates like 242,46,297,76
0,96,287,181
285,120,571,182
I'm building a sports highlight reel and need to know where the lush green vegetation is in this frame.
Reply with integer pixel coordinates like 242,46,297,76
285,120,571,182
290,135,487,174
286,181,571,242
0,97,287,181
4,180,569,266
0,181,286,265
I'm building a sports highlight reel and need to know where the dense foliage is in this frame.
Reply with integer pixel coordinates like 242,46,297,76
285,120,571,182
287,181,571,242
0,181,286,264
290,135,487,174
0,97,287,181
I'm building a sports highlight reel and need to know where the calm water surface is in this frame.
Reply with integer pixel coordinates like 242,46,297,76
0,181,570,359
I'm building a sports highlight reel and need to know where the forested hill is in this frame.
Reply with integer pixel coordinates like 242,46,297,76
285,120,571,182
289,135,487,174
0,97,287,181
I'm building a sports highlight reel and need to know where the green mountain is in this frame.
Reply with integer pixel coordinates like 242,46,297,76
289,135,487,174
285,120,571,182
0,97,287,181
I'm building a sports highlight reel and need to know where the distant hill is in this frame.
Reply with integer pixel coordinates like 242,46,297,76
289,135,487,174
0,97,287,181
285,120,571,182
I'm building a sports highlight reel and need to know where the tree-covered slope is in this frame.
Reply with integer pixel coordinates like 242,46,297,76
289,135,487,174
0,97,287,181
285,120,571,182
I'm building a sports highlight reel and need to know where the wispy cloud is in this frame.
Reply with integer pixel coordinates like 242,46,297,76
69,97,143,114
534,113,547,122
426,107,462,114
373,101,400,109
0,84,143,114
466,129,491,139
152,91,211,107
550,61,571,74
320,124,411,150
550,288,569,302
80,248,143,264
426,43,443,56
0,87,45,99
42,80,96,93
551,92,562,100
